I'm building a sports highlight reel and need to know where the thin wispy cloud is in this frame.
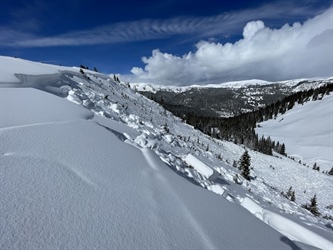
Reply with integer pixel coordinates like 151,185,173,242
7,0,49,32
0,2,324,47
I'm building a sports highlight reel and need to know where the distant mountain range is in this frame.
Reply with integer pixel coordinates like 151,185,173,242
133,78,333,117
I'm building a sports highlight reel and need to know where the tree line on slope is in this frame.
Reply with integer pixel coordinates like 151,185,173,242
156,83,333,157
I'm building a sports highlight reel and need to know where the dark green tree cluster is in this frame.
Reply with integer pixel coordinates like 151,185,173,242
113,75,120,82
80,64,89,69
256,136,273,155
312,162,320,171
80,65,99,72
151,83,333,157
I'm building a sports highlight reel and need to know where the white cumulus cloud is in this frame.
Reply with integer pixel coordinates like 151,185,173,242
126,7,333,86
243,20,265,39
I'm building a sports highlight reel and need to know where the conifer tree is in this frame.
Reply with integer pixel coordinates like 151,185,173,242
280,143,286,156
291,191,296,202
309,194,320,216
286,186,293,198
239,150,251,180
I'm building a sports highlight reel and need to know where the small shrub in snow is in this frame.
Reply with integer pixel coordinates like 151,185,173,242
163,123,169,133
328,167,333,176
325,204,333,209
302,194,320,216
322,215,333,221
312,162,320,171
281,186,295,202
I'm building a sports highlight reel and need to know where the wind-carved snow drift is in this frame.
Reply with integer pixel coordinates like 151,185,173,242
0,56,332,249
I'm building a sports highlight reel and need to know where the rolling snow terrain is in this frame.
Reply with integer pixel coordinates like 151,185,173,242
256,94,333,171
0,56,332,249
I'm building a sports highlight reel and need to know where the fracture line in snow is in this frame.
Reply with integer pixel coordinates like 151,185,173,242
0,119,92,133
1,152,98,189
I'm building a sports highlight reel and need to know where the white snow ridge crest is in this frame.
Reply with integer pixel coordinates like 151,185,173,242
0,56,332,249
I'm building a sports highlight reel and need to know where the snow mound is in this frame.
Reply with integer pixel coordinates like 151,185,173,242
241,197,332,249
184,154,219,180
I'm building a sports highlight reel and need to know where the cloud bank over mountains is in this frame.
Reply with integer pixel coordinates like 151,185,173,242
127,7,332,85
1,2,331,86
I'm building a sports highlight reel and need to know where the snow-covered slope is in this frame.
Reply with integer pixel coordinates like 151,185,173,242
256,94,333,171
1,56,332,249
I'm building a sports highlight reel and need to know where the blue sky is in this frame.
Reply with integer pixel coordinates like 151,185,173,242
0,0,332,85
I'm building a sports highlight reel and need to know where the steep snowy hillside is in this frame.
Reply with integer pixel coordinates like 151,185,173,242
0,56,332,249
256,94,333,171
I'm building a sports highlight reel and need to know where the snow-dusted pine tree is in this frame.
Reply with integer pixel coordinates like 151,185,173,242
239,150,251,180
280,143,286,156
309,194,320,216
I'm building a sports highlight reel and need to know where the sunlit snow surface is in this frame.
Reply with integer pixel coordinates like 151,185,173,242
256,94,333,171
0,56,332,249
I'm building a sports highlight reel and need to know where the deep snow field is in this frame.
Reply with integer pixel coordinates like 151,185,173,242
0,56,332,249
256,94,333,171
